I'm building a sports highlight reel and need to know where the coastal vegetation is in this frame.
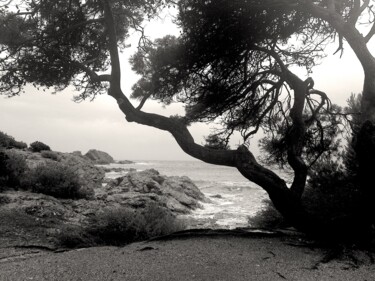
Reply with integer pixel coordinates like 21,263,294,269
58,203,185,248
1,0,375,244
29,141,51,153
0,134,198,248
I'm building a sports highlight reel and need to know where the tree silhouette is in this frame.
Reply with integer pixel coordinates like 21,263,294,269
1,0,375,239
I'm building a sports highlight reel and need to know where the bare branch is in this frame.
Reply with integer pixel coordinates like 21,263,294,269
305,89,330,126
243,81,283,140
66,59,111,84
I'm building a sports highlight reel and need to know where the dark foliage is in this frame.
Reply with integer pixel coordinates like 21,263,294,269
251,161,362,233
130,0,332,151
22,162,89,199
204,134,229,150
41,150,60,161
0,150,28,188
0,0,170,99
0,194,11,205
259,104,343,169
249,199,285,229
0,151,9,187
58,203,185,248
29,141,51,152
0,131,27,149
306,160,361,224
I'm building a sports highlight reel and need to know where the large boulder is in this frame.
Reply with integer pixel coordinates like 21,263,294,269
84,149,114,164
101,169,208,214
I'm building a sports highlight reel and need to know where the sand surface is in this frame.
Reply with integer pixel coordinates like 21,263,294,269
0,232,374,281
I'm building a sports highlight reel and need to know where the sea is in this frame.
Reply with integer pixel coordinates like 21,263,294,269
104,160,291,229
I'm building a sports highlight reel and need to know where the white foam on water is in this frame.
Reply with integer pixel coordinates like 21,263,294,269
135,162,153,165
100,160,289,229
188,189,268,228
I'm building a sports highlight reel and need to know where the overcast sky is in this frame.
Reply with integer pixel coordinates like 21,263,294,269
0,13,366,161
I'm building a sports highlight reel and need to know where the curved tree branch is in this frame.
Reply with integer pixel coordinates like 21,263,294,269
100,0,319,229
72,61,111,83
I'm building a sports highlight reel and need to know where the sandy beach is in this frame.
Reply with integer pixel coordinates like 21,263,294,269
0,231,373,281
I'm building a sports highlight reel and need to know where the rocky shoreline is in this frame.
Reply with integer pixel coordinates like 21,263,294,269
0,145,207,250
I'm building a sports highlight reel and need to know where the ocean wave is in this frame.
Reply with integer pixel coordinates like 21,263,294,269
134,162,153,165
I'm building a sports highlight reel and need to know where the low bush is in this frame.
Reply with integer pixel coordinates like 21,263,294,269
23,162,89,199
0,151,8,187
55,225,96,248
86,208,139,246
58,203,185,247
304,160,361,225
12,141,28,150
88,203,185,246
133,202,186,239
0,151,28,188
0,131,15,148
41,150,59,161
30,141,51,152
249,199,285,229
0,195,11,205
0,131,27,149
250,160,362,232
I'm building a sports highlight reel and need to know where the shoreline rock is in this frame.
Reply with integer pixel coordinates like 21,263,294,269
1,149,207,249
1,133,208,250
101,169,208,214
84,149,114,165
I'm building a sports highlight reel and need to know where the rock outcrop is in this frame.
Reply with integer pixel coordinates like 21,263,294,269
9,149,105,196
1,132,207,249
0,160,207,248
1,169,206,230
84,149,114,164
98,169,207,214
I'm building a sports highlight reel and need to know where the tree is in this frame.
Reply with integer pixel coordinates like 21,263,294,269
0,0,374,240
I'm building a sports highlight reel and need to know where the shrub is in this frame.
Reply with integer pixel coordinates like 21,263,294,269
0,195,11,205
30,141,51,152
134,202,186,239
251,157,363,233
304,160,361,225
41,150,59,161
56,225,96,248
0,151,28,188
0,131,27,149
0,131,15,148
0,151,8,186
82,203,185,246
249,199,285,229
12,141,28,150
23,162,89,199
